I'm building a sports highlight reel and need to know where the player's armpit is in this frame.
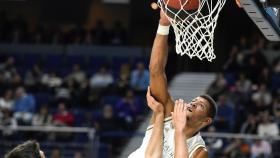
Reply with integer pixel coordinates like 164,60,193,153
192,147,208,158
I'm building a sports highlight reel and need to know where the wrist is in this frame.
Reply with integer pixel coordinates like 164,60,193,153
157,24,170,35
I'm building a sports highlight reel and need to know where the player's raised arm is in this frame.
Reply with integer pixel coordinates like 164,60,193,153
149,11,174,118
145,87,164,158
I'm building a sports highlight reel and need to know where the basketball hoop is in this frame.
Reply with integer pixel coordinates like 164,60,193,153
158,0,227,62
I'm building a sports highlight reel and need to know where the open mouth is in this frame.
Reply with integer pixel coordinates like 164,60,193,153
187,107,192,112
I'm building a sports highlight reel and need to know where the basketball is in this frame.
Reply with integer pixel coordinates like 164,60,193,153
165,0,199,11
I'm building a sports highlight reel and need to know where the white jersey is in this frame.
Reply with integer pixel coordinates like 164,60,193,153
128,117,206,158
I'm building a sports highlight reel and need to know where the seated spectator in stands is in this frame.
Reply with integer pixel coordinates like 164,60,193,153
115,89,141,127
0,109,17,140
95,104,120,132
251,139,272,158
110,21,127,45
223,45,242,72
130,62,149,93
32,105,52,126
244,44,268,83
92,20,109,45
95,104,122,154
0,56,17,83
52,102,74,141
77,79,92,107
66,64,86,84
54,82,73,103
13,87,35,124
236,73,252,94
4,140,46,158
271,58,280,93
257,111,279,137
11,72,23,89
90,66,113,89
115,63,131,93
206,73,227,100
215,95,235,132
238,35,249,50
0,89,14,113
52,102,74,127
272,99,280,124
50,149,62,158
240,114,257,134
74,151,84,158
252,84,272,107
32,105,52,140
24,64,43,90
223,138,250,158
205,126,223,158
41,71,62,88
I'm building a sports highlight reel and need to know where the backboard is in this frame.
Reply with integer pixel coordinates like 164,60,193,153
240,0,280,41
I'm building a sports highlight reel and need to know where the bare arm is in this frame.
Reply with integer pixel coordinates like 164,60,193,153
149,11,174,122
145,87,164,158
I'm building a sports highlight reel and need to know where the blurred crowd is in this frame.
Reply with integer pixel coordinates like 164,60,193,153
205,36,280,158
0,11,128,46
0,53,149,156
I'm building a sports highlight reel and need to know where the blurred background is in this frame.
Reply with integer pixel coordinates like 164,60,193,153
0,0,279,158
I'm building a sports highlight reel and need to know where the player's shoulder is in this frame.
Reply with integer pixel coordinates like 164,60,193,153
192,147,208,158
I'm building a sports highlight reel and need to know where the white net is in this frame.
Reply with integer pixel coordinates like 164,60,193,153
158,0,227,62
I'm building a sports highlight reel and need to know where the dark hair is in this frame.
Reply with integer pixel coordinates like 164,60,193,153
199,94,217,119
4,140,41,158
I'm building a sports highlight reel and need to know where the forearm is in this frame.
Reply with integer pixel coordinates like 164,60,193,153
145,112,164,158
175,131,189,158
149,33,169,74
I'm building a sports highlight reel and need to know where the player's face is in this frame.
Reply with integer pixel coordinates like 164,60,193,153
185,97,210,127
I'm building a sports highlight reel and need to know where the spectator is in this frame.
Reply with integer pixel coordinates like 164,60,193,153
24,64,43,90
51,149,62,158
74,151,84,158
252,84,272,107
257,111,279,137
272,99,280,124
110,21,127,45
92,20,108,45
251,140,272,158
32,105,52,126
130,62,149,92
95,104,122,154
215,95,235,132
223,138,250,158
206,73,227,100
115,63,131,92
90,66,113,89
0,57,17,83
0,109,17,139
41,71,62,88
240,114,257,134
32,105,52,140
0,89,14,112
205,126,223,158
13,87,36,124
66,64,86,84
115,89,142,127
95,104,119,132
52,102,74,127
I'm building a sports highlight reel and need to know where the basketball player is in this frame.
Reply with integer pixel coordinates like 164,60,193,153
128,10,217,158
4,140,46,158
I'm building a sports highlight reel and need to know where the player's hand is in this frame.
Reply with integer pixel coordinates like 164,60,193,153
159,10,171,26
235,0,242,8
171,99,188,132
146,86,164,114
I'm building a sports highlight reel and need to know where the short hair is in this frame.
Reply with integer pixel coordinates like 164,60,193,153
4,140,41,158
199,94,217,119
